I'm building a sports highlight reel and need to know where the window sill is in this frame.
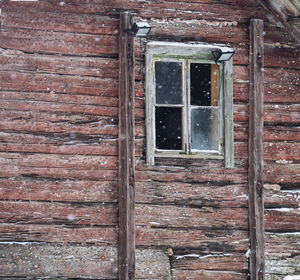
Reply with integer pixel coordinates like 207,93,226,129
154,152,224,160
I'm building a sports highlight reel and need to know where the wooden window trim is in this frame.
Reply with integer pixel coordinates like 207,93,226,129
146,41,234,167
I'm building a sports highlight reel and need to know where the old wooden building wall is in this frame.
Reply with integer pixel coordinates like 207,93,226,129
0,0,299,279
0,1,121,278
262,27,300,280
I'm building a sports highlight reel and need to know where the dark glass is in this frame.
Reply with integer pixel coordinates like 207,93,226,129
190,63,211,106
155,107,182,150
155,61,182,105
191,108,219,151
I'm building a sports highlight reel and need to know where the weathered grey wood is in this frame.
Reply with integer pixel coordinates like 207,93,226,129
224,59,234,168
249,19,265,280
0,244,170,279
145,52,155,165
118,11,136,280
145,42,234,165
256,0,300,44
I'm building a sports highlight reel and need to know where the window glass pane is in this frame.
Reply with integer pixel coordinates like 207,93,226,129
155,61,182,105
191,108,219,151
190,63,211,106
155,107,182,150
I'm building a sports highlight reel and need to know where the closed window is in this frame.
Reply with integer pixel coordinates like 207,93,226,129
146,42,234,167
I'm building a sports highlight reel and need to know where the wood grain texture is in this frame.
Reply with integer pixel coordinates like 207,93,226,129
172,253,248,271
0,178,117,203
0,201,118,226
136,182,248,208
136,227,249,251
118,12,136,280
172,270,248,280
136,204,248,230
248,19,265,280
0,0,299,279
0,224,118,244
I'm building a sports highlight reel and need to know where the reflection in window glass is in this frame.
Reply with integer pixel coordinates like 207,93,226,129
155,107,182,150
190,63,211,106
155,61,182,105
191,108,219,151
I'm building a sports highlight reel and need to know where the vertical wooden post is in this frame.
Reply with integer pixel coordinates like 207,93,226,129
118,11,136,280
249,19,265,280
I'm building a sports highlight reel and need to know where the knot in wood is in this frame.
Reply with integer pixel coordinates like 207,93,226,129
257,53,263,65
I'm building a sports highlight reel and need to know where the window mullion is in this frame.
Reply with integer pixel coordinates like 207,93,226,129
186,59,191,154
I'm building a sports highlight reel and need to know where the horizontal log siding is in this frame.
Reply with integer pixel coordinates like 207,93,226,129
134,4,250,279
263,41,300,279
0,3,120,279
0,0,299,279
132,4,299,279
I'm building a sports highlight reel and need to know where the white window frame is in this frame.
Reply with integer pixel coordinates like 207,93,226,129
145,41,234,167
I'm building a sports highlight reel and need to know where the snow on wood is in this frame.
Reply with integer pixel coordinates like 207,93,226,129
0,0,299,279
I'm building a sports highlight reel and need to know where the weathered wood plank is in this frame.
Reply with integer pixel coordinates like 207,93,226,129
0,99,117,117
233,104,300,124
0,153,117,170
233,66,300,103
2,10,119,35
264,104,300,123
264,162,300,184
0,178,117,203
263,126,300,141
265,232,300,254
0,50,119,79
256,0,300,44
224,58,234,168
0,201,118,226
148,20,248,43
227,45,300,68
135,167,248,184
264,142,300,161
265,67,300,86
248,18,265,280
172,270,248,280
264,189,300,208
136,227,249,251
0,141,117,155
0,164,118,181
0,71,118,97
118,11,136,280
136,182,248,208
135,158,248,183
265,232,300,279
0,27,118,56
237,124,300,142
0,91,118,110
1,0,265,22
264,46,300,69
265,208,300,231
0,224,118,244
135,204,248,229
172,252,248,271
265,254,300,278
0,120,118,137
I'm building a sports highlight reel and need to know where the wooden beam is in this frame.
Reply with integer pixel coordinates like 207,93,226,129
249,19,265,280
118,11,136,280
256,0,300,44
